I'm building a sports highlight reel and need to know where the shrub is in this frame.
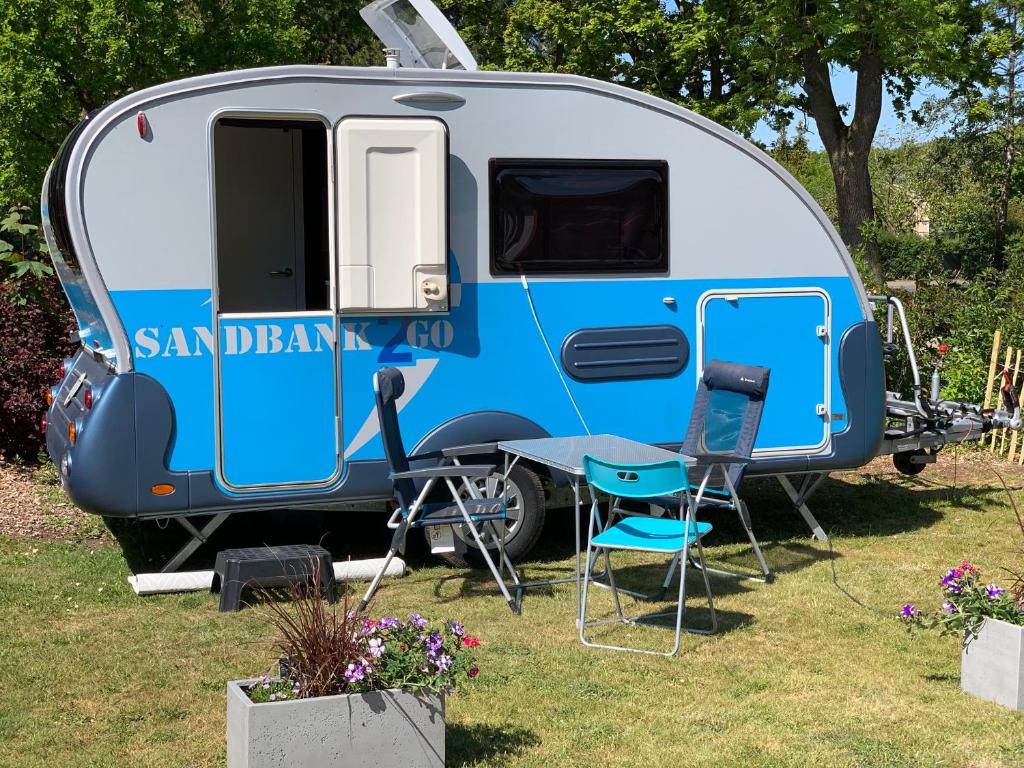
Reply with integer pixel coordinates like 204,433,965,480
0,275,75,459
0,206,75,460
877,231,942,280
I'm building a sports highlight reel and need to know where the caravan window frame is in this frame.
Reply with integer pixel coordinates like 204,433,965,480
488,158,670,277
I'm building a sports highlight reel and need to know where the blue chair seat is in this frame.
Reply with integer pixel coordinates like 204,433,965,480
406,498,506,528
591,517,713,554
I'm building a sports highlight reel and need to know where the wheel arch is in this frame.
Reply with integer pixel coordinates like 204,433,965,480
411,410,568,486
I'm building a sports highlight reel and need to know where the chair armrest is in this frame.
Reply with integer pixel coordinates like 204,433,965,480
691,453,750,466
405,449,446,461
440,442,500,457
389,464,496,480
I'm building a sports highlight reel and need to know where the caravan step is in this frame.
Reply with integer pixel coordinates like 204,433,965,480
211,544,336,612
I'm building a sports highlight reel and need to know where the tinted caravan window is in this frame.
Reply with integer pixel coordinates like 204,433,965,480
490,160,668,275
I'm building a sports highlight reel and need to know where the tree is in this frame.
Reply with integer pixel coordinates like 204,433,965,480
445,1,988,284
442,0,782,136
296,0,380,67
0,0,308,209
718,0,986,284
931,1,1024,270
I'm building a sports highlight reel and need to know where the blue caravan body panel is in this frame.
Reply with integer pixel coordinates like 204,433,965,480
41,64,883,520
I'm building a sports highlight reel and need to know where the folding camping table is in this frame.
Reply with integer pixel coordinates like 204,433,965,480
492,435,698,625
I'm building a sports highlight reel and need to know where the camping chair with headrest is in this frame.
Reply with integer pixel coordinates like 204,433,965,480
613,359,772,588
357,367,522,614
580,455,718,656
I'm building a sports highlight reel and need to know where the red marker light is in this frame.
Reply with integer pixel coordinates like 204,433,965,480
59,361,65,378
938,343,949,356
137,111,147,138
83,387,92,409
41,414,47,433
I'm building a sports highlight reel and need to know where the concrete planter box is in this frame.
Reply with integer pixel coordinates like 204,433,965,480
226,679,445,768
961,618,1024,710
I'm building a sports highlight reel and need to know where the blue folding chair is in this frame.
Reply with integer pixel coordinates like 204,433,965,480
358,367,522,614
612,360,772,588
580,455,717,656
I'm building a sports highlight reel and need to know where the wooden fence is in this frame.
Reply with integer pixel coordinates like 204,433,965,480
983,329,1024,464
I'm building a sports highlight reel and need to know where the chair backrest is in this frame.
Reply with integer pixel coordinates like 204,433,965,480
373,367,417,512
583,455,690,500
681,360,771,489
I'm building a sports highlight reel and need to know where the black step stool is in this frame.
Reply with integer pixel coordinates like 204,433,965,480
211,544,337,612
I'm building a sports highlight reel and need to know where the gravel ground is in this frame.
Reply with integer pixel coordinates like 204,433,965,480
0,460,107,542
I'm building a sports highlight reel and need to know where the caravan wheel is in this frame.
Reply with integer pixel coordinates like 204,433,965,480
893,449,930,476
432,464,545,569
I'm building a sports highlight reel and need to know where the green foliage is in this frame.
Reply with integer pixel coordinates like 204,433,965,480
770,128,838,220
0,205,52,304
295,0,379,66
0,0,309,210
440,0,785,136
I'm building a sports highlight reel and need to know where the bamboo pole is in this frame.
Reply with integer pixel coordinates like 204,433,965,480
1001,348,1022,456
991,344,1013,451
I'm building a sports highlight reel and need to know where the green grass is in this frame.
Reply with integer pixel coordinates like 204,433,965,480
1,458,1023,766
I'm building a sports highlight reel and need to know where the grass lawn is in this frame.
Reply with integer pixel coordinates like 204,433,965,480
1,454,1023,767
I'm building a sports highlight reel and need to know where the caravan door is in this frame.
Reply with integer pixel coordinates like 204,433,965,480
699,289,831,455
212,116,341,490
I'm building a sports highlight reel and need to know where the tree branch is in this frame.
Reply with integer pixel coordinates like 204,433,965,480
792,1,846,154
850,38,883,155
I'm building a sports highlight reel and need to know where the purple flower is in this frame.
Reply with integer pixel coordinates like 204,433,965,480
986,584,1005,599
379,617,400,630
942,601,956,614
434,653,453,673
901,604,916,619
344,663,365,683
269,693,277,701
449,621,465,637
410,613,428,629
940,575,962,594
369,638,385,658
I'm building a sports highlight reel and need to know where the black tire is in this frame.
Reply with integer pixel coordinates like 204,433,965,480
432,464,545,568
893,449,929,476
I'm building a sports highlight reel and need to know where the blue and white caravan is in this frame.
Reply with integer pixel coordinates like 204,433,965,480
41,0,1019,568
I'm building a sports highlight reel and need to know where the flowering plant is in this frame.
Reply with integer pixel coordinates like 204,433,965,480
901,561,1024,640
245,599,479,703
344,614,480,695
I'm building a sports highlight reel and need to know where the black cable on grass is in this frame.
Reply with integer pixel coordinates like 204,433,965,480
826,529,890,617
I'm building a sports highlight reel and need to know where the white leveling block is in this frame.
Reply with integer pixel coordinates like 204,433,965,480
127,558,406,596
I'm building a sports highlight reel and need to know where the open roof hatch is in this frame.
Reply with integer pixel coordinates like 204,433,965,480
360,0,478,70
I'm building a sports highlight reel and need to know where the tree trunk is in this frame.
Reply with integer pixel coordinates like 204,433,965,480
827,140,883,283
795,16,884,285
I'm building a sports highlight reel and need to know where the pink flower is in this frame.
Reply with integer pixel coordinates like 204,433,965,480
469,664,479,679
462,636,480,648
